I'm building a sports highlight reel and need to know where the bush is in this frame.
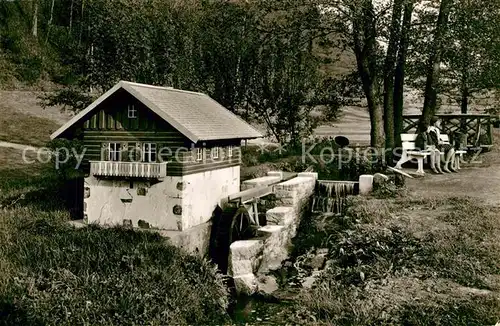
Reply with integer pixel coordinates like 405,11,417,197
291,195,500,325
242,144,386,182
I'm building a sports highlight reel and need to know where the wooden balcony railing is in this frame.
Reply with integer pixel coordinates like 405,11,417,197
90,161,167,178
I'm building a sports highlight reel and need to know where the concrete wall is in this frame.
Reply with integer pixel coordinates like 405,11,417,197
160,221,212,256
229,172,317,294
181,166,240,230
84,165,240,232
84,176,181,230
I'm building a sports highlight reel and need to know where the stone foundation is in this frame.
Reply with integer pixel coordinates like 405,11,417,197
160,221,212,256
228,172,317,294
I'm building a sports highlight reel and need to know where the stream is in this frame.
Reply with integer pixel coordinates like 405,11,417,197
228,247,329,325
230,294,296,325
228,181,357,324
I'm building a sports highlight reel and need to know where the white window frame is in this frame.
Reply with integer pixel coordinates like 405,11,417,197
127,104,137,118
127,143,138,162
196,148,204,162
212,147,219,159
142,143,157,163
108,143,121,162
227,146,233,158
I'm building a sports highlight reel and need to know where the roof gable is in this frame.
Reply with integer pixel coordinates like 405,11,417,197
50,81,263,142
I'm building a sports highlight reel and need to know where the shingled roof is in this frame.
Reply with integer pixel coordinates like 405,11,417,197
51,81,263,142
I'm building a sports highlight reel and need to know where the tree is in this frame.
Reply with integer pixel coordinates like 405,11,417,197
393,0,414,146
318,0,415,149
349,0,386,148
440,0,500,114
383,0,404,149
418,0,453,132
35,0,337,146
246,26,320,145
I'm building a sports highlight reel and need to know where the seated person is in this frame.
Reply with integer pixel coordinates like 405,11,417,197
427,116,457,173
415,125,441,174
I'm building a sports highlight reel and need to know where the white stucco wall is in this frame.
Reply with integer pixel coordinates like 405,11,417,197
181,166,240,230
84,175,183,230
83,165,241,231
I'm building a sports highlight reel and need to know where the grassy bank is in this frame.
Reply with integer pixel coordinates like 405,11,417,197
291,194,500,325
0,104,60,147
0,154,230,325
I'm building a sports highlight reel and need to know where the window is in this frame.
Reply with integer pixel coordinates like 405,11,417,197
212,147,219,159
196,148,204,162
108,143,121,161
227,146,233,158
128,104,137,118
127,143,138,162
142,143,157,163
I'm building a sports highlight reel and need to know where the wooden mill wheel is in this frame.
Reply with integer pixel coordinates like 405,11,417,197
209,205,256,274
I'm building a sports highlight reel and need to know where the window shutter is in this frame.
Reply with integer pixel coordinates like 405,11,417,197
159,143,169,163
152,143,158,163
101,142,109,161
121,142,128,162
136,142,143,162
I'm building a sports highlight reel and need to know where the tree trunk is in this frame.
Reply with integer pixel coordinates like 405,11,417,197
32,0,38,37
393,0,414,147
366,85,385,148
69,0,74,34
45,0,56,45
383,0,404,150
459,43,470,115
460,88,469,114
460,86,469,133
79,0,86,46
352,0,385,148
418,0,453,132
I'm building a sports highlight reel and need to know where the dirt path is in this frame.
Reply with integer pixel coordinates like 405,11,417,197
407,165,500,206
0,141,37,151
407,142,500,206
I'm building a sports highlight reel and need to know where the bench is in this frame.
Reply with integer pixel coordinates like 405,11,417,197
396,133,467,174
440,135,467,170
395,134,431,174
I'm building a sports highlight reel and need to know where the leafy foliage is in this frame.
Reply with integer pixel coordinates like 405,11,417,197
40,88,93,113
1,0,346,144
409,0,500,113
291,195,500,325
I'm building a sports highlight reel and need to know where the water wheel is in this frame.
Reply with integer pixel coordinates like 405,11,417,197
209,205,257,274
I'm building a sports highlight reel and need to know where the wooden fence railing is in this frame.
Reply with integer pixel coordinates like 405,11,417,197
402,114,493,146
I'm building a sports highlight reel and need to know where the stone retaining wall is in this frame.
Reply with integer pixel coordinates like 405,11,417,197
229,171,317,294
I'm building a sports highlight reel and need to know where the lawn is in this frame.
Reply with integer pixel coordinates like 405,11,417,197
0,150,231,325
0,104,61,147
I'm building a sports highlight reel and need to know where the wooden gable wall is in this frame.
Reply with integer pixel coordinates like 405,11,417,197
78,89,242,177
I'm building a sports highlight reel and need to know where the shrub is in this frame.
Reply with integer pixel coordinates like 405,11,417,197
291,195,500,325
